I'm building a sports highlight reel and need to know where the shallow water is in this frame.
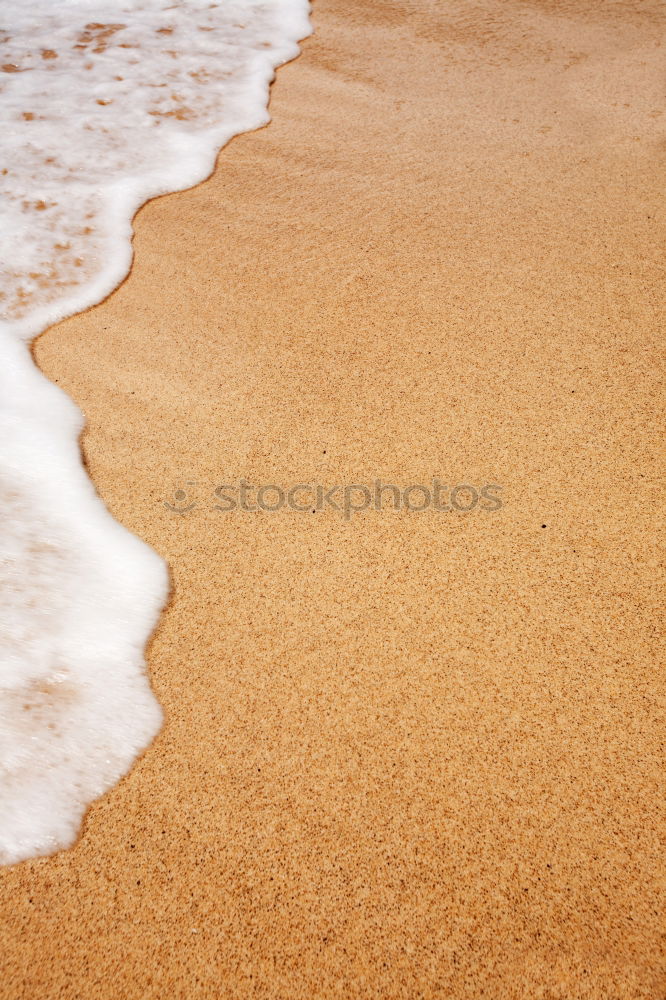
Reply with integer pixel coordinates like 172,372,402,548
0,0,311,865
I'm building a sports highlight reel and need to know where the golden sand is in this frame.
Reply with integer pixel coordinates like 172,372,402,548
2,0,664,996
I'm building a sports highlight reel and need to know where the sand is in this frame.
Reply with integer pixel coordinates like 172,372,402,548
2,0,664,996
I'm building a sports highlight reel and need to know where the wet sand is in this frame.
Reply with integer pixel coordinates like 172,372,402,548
2,0,665,996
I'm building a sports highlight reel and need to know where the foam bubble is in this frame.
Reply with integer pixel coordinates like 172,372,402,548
0,0,311,864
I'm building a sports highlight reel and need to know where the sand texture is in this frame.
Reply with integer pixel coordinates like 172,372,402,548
2,0,665,996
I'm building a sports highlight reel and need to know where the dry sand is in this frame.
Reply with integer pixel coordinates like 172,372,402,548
2,0,665,996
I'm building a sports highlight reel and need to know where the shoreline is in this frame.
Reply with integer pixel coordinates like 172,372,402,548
3,0,664,996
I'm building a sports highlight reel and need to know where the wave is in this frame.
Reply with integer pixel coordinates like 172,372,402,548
0,0,311,865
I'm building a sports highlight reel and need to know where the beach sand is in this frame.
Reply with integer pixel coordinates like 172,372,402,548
2,0,664,996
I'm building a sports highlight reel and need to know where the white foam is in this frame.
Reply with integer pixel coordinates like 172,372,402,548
0,0,311,864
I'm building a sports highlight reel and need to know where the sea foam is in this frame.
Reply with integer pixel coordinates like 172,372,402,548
0,0,311,864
